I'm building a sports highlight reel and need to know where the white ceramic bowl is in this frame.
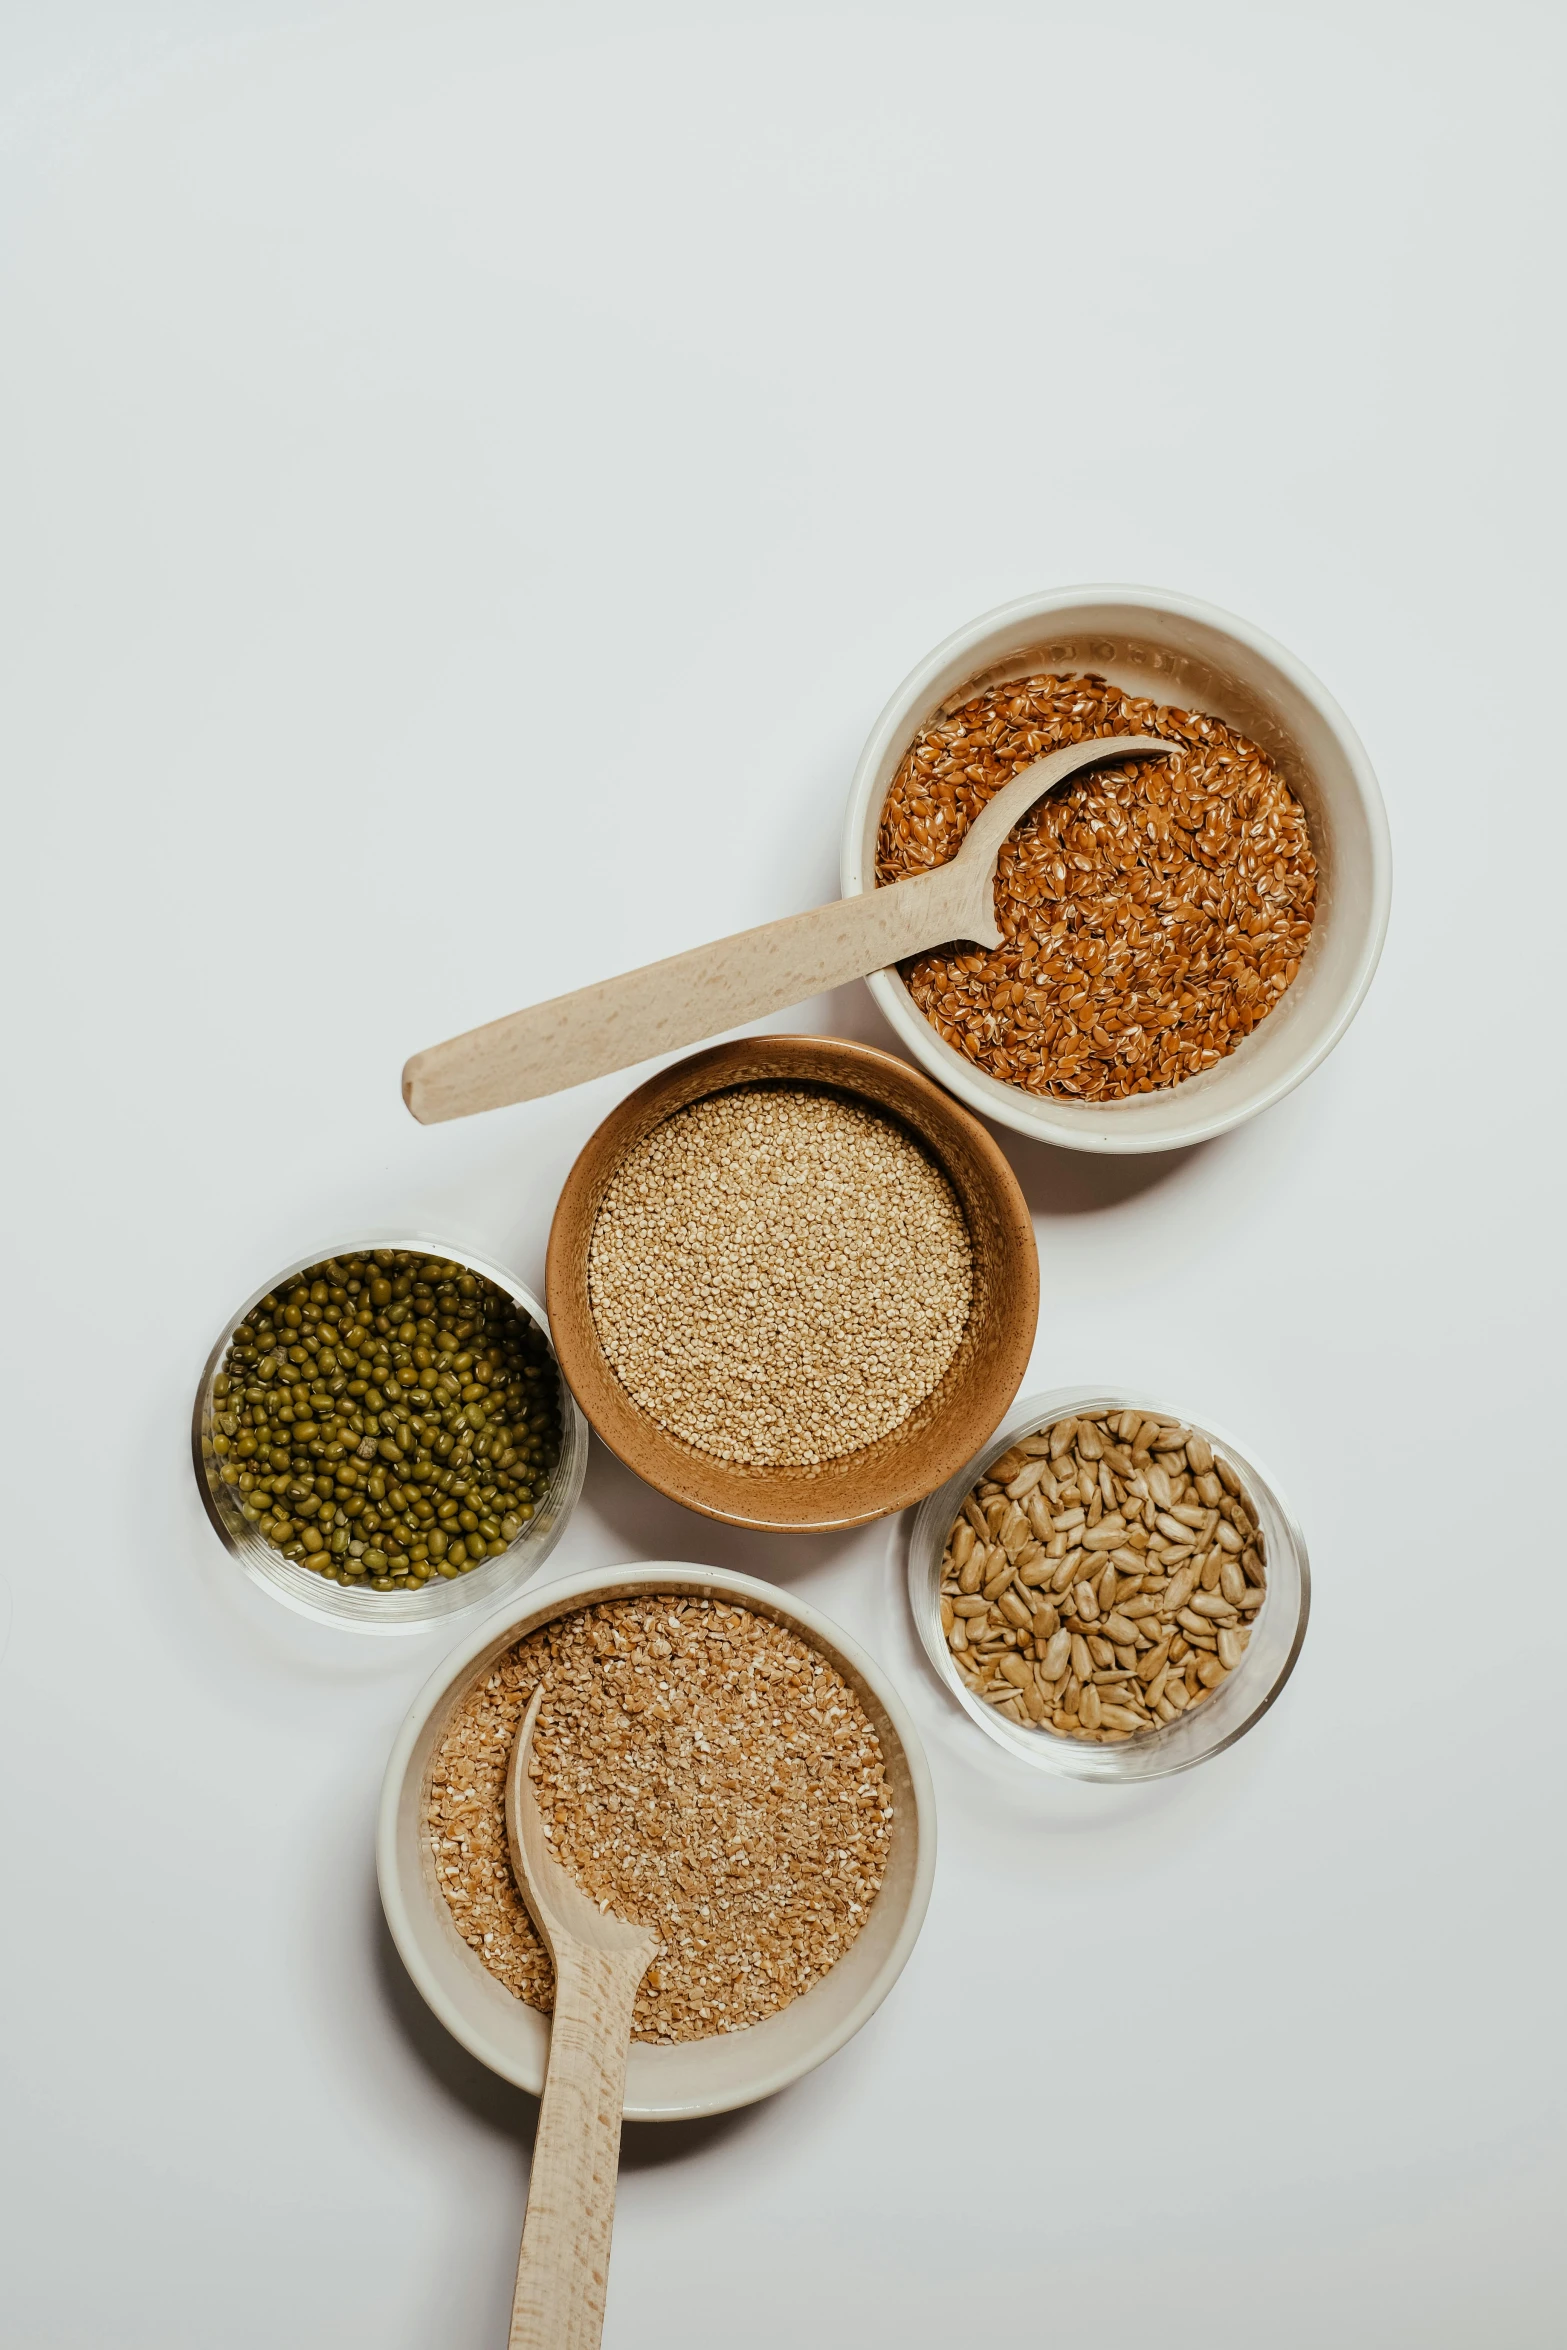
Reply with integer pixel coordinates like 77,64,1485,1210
377,1562,937,2121
841,585,1392,1153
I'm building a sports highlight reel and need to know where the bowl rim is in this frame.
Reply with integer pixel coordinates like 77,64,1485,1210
545,1033,1039,1533
908,1384,1311,1781
839,581,1393,1154
191,1232,589,1636
375,1559,939,2119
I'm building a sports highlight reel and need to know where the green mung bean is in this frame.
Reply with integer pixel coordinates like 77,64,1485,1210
210,1249,562,1594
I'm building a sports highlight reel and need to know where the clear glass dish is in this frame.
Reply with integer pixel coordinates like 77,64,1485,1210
192,1236,588,1635
907,1386,1309,1780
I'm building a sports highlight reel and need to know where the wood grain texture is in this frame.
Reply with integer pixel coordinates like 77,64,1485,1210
402,865,969,1124
544,1034,1038,1533
400,737,1171,1123
505,1692,658,2350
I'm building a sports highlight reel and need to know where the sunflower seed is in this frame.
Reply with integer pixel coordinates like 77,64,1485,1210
938,1408,1269,1744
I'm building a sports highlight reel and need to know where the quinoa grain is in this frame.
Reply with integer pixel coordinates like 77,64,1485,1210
588,1084,972,1465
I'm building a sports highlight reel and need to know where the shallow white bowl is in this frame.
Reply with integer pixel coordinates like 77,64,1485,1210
840,585,1392,1153
377,1562,937,2121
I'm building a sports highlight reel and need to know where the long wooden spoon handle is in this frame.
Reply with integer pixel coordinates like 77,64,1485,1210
509,1941,648,2350
402,864,967,1123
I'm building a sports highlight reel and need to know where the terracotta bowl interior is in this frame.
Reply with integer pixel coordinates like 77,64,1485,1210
376,1562,937,2121
545,1034,1038,1531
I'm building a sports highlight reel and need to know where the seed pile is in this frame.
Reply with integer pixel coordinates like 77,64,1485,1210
209,1250,562,1590
426,1596,894,2040
875,673,1317,1102
938,1408,1267,1741
588,1084,972,1466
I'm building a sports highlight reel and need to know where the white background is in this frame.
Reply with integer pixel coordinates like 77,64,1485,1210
2,3,1563,2343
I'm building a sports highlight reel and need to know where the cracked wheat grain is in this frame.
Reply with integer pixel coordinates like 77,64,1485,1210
875,673,1317,1102
425,1596,894,2039
587,1083,972,1466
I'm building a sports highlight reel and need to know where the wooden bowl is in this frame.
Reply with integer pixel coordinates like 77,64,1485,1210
545,1034,1038,1532
376,1561,937,2121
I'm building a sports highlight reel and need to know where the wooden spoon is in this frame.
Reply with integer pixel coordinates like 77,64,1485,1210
503,1688,658,2350
402,735,1174,1122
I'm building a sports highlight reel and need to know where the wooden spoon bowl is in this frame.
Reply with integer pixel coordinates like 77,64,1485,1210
545,1034,1038,1532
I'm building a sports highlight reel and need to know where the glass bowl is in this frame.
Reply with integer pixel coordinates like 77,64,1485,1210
193,1237,588,1635
907,1386,1309,1780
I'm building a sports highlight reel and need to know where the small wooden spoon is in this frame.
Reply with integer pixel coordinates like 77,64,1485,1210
402,735,1174,1122
503,1688,658,2350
